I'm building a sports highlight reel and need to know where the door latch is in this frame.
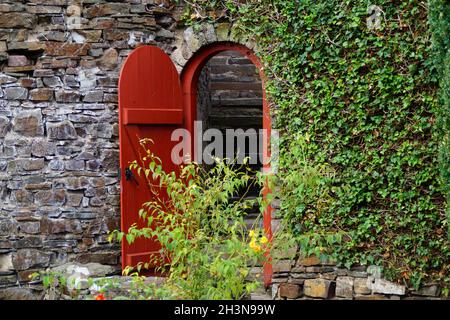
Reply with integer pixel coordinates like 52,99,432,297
125,168,139,185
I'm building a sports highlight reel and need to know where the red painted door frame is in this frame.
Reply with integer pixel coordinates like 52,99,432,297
180,42,273,287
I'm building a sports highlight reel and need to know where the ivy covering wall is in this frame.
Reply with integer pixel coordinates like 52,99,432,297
182,0,449,289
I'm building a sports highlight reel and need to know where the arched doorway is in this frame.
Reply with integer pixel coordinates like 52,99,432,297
118,42,273,286
181,42,273,286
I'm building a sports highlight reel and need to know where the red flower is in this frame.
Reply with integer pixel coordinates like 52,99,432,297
95,293,106,300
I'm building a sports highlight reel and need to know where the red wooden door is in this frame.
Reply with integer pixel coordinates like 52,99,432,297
119,46,184,271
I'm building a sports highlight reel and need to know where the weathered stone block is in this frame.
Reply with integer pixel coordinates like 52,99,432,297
413,285,440,297
55,89,81,102
216,23,230,41
43,239,77,249
88,17,116,30
297,255,321,266
66,192,83,207
26,5,62,14
64,177,89,190
273,260,293,273
156,28,174,39
4,87,28,100
22,158,45,171
202,23,217,43
49,159,64,171
3,65,35,73
291,272,317,279
31,139,56,157
33,69,54,77
0,274,17,286
0,3,25,12
83,90,103,102
12,189,33,205
45,42,90,57
30,88,53,101
84,3,130,18
101,149,119,171
336,276,354,298
18,221,40,234
49,58,77,69
47,121,78,140
104,29,129,41
354,277,371,295
12,109,43,136
75,30,103,43
19,78,36,88
0,13,37,28
0,116,10,137
183,27,202,53
0,287,42,300
98,76,118,87
279,283,302,299
51,262,116,290
354,294,388,300
68,114,96,123
368,277,406,296
35,189,66,206
40,217,82,234
348,270,367,278
0,253,14,272
0,74,17,85
0,219,16,236
97,48,118,70
65,160,85,171
104,93,118,103
8,55,29,67
12,249,50,271
43,76,63,87
87,159,100,171
95,123,112,138
38,30,66,42
306,266,334,273
303,279,334,299
15,236,42,248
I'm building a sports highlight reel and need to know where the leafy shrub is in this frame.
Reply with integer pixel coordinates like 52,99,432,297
110,139,270,299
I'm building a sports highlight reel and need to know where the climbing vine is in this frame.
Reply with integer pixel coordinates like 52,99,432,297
181,0,449,289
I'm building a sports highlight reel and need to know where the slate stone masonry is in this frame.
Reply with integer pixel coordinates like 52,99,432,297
269,256,444,300
0,0,185,294
0,1,446,300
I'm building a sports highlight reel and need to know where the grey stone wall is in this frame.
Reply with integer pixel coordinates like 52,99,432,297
268,255,445,300
0,0,183,293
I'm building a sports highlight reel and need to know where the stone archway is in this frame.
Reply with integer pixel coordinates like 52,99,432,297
170,23,258,73
170,30,273,286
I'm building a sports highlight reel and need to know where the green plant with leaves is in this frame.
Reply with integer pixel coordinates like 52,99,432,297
278,134,343,259
29,270,77,300
109,139,271,299
179,0,449,290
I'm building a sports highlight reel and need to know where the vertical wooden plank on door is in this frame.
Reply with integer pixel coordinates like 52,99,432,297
118,46,184,272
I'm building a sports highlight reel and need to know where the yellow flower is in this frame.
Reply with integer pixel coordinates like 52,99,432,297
249,230,256,238
249,240,262,253
260,236,269,244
